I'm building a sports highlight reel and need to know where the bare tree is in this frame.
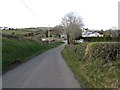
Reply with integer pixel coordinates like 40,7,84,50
104,29,120,38
52,25,64,38
61,12,84,44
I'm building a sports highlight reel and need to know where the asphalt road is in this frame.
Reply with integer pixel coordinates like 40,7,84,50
2,44,80,88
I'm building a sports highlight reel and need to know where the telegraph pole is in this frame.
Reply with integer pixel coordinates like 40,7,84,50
48,24,50,43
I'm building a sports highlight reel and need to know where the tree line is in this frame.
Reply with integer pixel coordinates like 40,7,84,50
52,12,120,44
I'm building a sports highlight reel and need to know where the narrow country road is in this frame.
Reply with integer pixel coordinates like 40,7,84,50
2,44,80,88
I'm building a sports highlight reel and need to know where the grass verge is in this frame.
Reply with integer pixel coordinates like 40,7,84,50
2,38,64,72
61,43,119,88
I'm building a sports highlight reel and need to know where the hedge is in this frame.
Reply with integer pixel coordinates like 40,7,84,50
62,42,120,88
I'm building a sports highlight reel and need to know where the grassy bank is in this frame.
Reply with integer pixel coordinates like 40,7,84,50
61,42,119,88
2,38,63,71
2,30,28,35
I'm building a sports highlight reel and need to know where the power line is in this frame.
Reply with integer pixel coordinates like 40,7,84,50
20,0,40,20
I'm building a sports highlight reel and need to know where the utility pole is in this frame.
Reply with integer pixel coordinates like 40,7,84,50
48,24,50,43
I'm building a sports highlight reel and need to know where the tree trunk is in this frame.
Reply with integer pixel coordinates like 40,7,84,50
67,34,70,44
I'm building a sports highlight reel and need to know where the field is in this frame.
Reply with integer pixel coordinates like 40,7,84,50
1,28,45,42
2,30,29,35
1,27,50,33
61,42,119,88
1,28,40,35
2,37,63,72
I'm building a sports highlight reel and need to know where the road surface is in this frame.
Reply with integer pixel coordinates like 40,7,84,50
2,44,80,88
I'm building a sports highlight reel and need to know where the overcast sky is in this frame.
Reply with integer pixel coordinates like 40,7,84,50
0,0,119,30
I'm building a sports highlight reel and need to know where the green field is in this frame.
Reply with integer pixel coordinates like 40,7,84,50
1,28,41,35
2,38,63,71
2,30,29,35
62,43,119,88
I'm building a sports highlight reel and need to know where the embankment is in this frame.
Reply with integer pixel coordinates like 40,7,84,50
2,38,63,72
62,42,120,88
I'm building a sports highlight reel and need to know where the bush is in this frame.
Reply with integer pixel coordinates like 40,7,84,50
82,37,120,42
62,42,120,88
65,42,120,62
85,42,120,62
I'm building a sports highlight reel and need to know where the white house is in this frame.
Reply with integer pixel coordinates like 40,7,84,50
82,31,103,37
82,31,92,37
61,34,67,38
0,27,4,30
88,32,103,37
0,27,9,30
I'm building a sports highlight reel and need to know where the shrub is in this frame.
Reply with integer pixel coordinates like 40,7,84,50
82,37,120,42
65,42,120,62
62,42,120,88
86,42,120,62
